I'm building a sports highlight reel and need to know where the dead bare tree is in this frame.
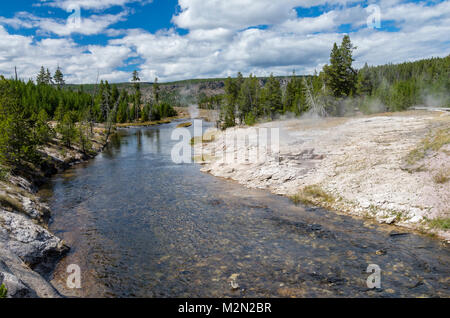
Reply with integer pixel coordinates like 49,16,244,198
103,96,120,149
303,77,327,117
89,71,100,134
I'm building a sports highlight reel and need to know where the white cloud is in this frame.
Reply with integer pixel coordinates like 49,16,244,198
0,1,449,83
106,1,449,82
172,0,361,30
0,11,128,36
39,0,151,11
0,25,131,83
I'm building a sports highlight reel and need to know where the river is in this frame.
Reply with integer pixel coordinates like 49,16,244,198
39,120,450,298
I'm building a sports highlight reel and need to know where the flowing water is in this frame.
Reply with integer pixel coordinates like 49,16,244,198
40,120,450,298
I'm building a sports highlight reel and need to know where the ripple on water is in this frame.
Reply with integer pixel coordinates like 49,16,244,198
42,122,450,298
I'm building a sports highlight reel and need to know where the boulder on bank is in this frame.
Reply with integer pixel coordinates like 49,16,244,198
0,242,61,298
0,210,69,274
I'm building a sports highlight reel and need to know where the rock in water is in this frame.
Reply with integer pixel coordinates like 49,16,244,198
229,273,240,290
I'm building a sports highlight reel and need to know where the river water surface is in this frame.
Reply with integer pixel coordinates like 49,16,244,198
40,120,449,298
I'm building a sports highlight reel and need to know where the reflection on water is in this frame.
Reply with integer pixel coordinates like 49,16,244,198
41,121,450,298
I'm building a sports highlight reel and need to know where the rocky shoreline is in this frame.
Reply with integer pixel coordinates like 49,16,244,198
0,130,106,298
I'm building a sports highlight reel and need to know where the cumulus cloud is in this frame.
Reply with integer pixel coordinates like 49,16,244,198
39,0,151,11
0,0,449,83
0,25,131,83
0,11,128,36
172,0,363,30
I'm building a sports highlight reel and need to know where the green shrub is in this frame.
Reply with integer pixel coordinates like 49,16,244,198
56,112,78,147
0,283,7,298
244,112,256,126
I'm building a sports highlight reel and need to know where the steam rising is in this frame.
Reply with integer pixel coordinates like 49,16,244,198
188,104,200,118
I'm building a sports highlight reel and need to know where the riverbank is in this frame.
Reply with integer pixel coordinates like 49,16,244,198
113,107,217,129
0,127,108,298
115,118,173,128
196,110,450,241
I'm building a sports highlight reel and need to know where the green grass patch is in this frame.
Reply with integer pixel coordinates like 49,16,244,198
289,185,335,206
425,217,450,230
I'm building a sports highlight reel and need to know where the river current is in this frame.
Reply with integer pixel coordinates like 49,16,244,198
39,120,449,297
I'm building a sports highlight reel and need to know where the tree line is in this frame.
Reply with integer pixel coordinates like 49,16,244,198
211,36,449,128
0,69,176,173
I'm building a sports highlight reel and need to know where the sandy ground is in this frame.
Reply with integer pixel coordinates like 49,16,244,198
195,110,450,241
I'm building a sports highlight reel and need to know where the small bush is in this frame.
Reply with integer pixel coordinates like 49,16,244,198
433,170,449,184
0,284,7,298
290,185,334,206
244,112,256,126
0,166,9,181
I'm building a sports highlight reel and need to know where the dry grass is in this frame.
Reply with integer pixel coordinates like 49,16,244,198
433,169,449,184
190,130,217,145
176,122,192,128
405,126,450,165
290,185,335,206
174,107,219,122
193,153,214,164
284,117,349,131
115,119,172,128
0,193,25,213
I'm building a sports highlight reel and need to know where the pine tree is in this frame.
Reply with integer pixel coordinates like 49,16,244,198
141,102,151,122
284,71,298,113
0,78,39,165
57,112,77,148
36,66,46,85
152,77,160,104
111,84,119,105
54,66,65,88
34,108,53,144
356,63,374,96
45,68,54,85
323,35,357,98
116,90,129,123
264,74,283,119
221,76,239,128
132,71,141,121
238,74,259,124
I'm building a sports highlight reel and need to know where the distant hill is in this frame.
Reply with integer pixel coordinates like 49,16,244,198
65,75,307,107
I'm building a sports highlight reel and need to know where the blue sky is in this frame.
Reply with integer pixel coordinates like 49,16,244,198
0,0,449,83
